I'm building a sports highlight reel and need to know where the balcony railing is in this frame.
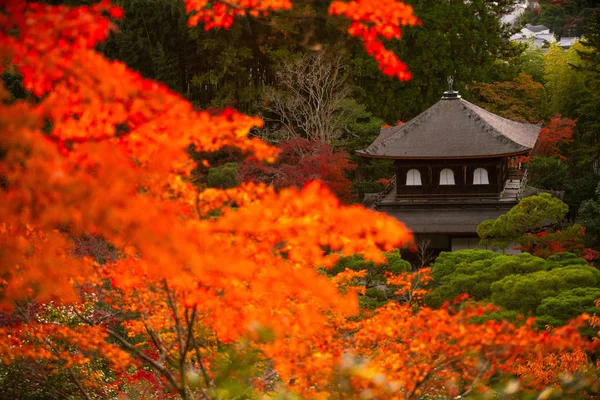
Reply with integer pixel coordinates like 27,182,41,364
516,170,528,201
373,175,396,205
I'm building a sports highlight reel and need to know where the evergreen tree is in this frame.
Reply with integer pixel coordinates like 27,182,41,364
346,0,519,123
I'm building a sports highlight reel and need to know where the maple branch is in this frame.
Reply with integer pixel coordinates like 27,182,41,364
107,327,186,398
143,320,166,355
455,360,491,399
163,280,190,400
182,305,214,391
66,366,92,400
71,306,184,397
191,333,214,390
43,337,92,400
134,290,167,354
405,355,463,400
183,306,196,363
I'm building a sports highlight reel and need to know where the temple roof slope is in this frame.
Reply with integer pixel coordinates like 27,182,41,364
358,97,541,159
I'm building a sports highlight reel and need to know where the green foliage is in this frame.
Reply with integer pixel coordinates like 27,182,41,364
544,42,587,118
426,251,547,308
365,287,387,302
207,162,239,189
427,250,600,332
539,14,600,214
358,295,383,310
477,193,568,249
490,265,600,313
526,156,570,191
429,249,501,283
537,0,597,37
347,0,519,123
536,287,600,327
579,182,600,238
352,158,395,201
351,180,384,197
540,4,567,37
544,252,590,268
515,44,546,84
0,361,80,400
102,0,194,94
330,250,410,283
332,98,384,150
211,341,266,399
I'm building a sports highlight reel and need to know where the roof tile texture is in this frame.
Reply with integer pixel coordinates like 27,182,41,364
359,98,540,159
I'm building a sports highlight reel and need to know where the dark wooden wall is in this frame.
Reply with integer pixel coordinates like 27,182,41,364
395,157,508,198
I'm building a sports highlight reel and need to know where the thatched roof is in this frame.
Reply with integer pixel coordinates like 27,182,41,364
358,96,541,159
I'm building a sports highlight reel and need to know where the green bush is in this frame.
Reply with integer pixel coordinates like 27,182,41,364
536,287,600,329
426,251,547,307
365,287,387,302
207,162,238,189
426,250,600,333
429,249,500,282
490,265,600,313
477,193,568,249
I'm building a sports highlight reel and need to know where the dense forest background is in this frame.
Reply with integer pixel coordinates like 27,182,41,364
8,0,600,230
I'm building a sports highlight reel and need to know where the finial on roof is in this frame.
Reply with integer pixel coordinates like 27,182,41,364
442,76,461,100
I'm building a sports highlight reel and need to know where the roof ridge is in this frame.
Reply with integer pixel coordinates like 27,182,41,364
459,99,525,150
460,99,541,149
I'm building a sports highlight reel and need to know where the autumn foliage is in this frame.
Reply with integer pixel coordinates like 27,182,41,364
238,136,356,203
1,0,599,398
518,116,576,164
532,116,575,159
518,225,600,266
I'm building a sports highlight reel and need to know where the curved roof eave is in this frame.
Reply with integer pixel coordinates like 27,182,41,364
355,149,532,160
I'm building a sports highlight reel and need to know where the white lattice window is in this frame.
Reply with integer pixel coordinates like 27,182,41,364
473,168,489,185
406,169,422,186
439,168,455,185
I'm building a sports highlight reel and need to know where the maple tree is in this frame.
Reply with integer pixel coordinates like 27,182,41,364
517,116,575,164
1,0,599,398
0,0,411,396
238,135,356,203
263,268,599,399
518,225,600,266
469,72,549,124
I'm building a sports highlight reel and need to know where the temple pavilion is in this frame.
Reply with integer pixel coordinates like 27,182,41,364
358,88,540,255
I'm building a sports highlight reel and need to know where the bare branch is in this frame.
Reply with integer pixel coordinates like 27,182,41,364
261,52,352,144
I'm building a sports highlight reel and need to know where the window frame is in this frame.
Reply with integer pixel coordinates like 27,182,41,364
473,167,489,185
406,168,422,186
439,168,455,185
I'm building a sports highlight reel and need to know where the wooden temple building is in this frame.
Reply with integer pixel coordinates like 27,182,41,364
358,89,540,255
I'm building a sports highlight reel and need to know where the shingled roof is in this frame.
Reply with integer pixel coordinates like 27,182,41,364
358,94,541,159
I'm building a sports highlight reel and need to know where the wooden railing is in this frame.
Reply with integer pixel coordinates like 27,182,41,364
516,170,528,200
374,175,396,205
508,168,525,181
